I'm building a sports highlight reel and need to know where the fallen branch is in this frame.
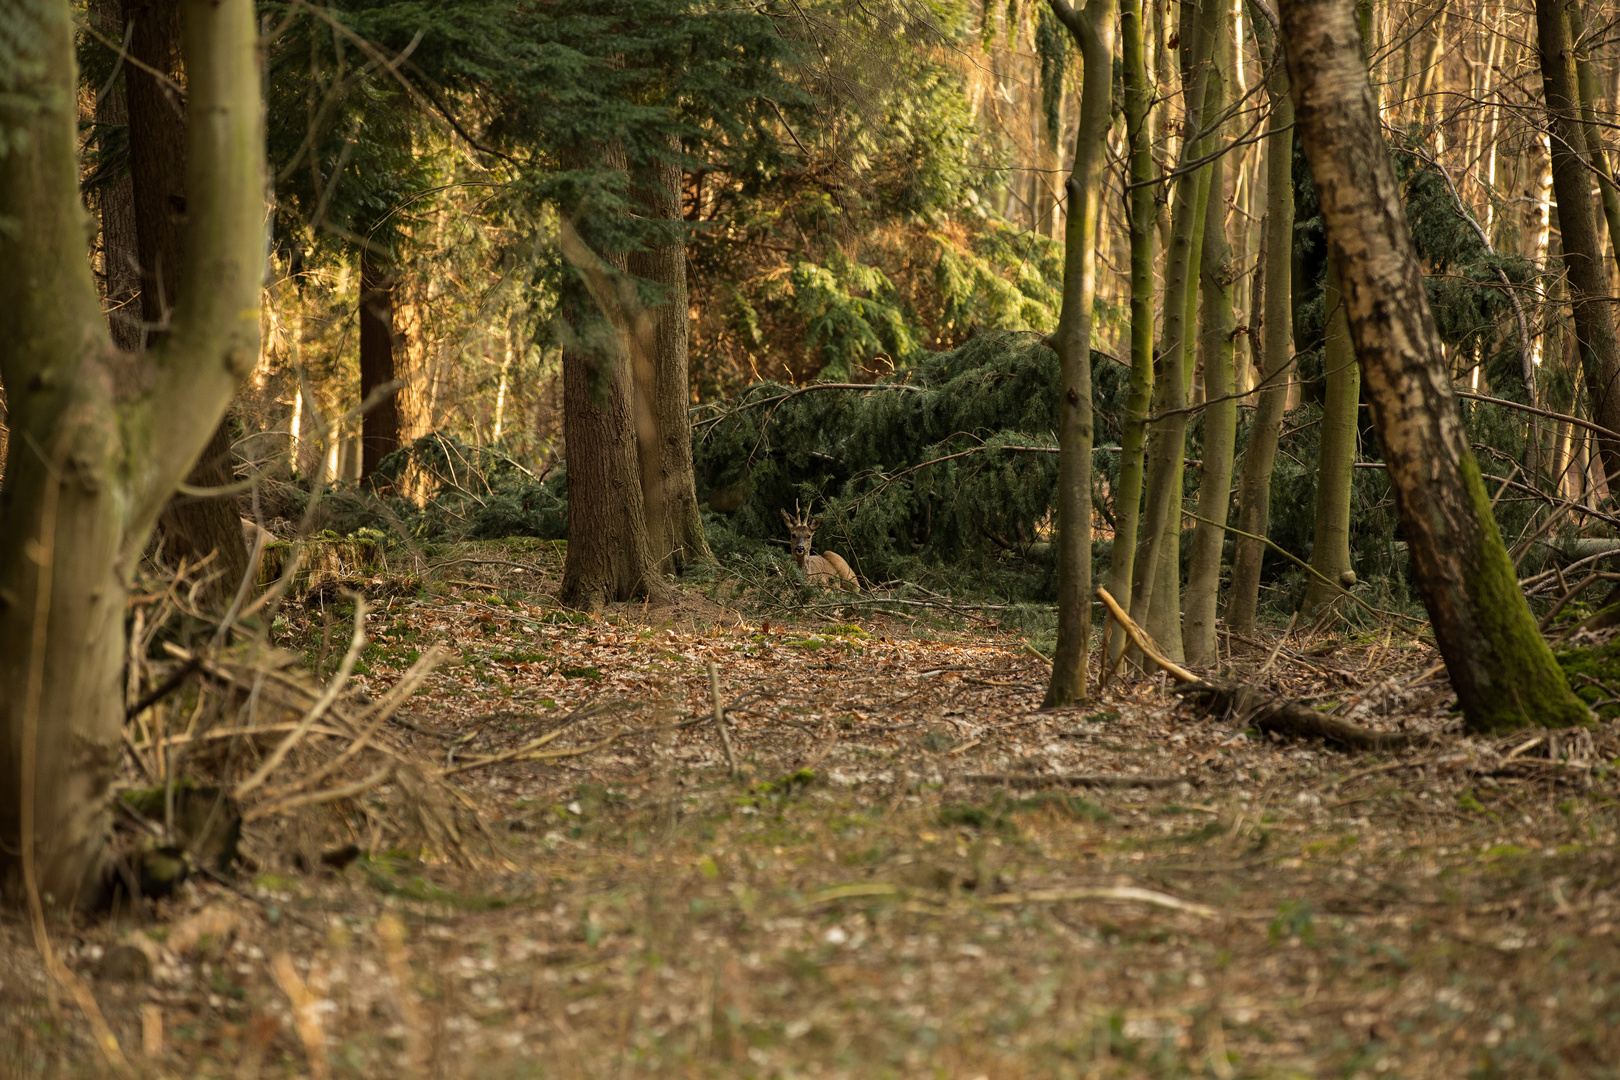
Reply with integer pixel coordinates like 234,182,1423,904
1095,587,1198,682
985,885,1221,918
708,660,741,778
440,730,625,776
245,762,396,823
1174,681,1421,751
963,772,1184,789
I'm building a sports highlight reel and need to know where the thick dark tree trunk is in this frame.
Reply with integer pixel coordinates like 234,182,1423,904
127,0,248,602
557,154,667,612
1535,0,1620,484
358,255,402,478
1281,0,1588,732
93,0,143,353
628,146,712,573
557,306,663,610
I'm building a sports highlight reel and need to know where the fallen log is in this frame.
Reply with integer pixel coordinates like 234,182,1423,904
1093,587,1423,750
1174,681,1422,751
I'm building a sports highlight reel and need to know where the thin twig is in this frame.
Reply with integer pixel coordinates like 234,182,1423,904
245,763,396,823
709,660,741,778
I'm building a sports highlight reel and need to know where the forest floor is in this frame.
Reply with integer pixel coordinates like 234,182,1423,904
4,538,1620,1080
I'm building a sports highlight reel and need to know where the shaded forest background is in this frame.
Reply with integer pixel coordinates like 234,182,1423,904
58,0,1620,611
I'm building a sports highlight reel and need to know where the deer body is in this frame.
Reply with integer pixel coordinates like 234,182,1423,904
781,508,859,591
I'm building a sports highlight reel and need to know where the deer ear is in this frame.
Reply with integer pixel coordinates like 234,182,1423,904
780,508,794,526
808,518,820,531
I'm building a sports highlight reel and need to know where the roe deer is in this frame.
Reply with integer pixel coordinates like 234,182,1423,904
780,506,859,591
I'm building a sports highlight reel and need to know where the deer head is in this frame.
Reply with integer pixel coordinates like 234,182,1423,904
779,504,821,566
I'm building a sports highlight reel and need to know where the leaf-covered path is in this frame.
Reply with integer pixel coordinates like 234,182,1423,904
5,541,1620,1078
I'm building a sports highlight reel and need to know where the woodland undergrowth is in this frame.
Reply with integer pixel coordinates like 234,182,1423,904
3,537,1619,1079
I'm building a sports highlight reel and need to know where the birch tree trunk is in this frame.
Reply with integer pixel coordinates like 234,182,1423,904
0,0,265,904
1043,0,1115,707
1280,0,1588,733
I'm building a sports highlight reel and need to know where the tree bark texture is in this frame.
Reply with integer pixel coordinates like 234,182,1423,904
1281,0,1588,732
0,0,265,903
1535,0,1620,485
127,0,248,602
1183,30,1236,667
1042,0,1115,707
359,254,402,478
93,0,143,353
1227,18,1295,635
628,147,713,574
557,161,667,612
1568,3,1620,279
1104,0,1158,663
1302,263,1359,611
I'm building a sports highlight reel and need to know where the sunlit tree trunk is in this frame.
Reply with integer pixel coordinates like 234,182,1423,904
127,0,249,603
629,145,713,574
1042,0,1115,707
1183,5,1237,667
1302,262,1359,611
1104,0,1158,663
0,0,264,904
1227,10,1294,635
1536,0,1620,485
1281,0,1588,733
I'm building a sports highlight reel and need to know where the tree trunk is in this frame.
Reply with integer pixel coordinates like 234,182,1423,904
1183,18,1237,667
127,0,248,603
556,162,668,612
1131,0,1217,659
0,0,265,904
1042,0,1115,707
1302,262,1359,611
93,0,143,353
1535,0,1620,485
1569,3,1620,279
1281,0,1588,732
359,255,402,478
1227,13,1295,635
628,146,713,574
1104,0,1158,662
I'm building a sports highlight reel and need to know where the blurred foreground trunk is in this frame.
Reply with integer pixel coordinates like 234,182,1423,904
127,0,249,604
0,0,265,903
